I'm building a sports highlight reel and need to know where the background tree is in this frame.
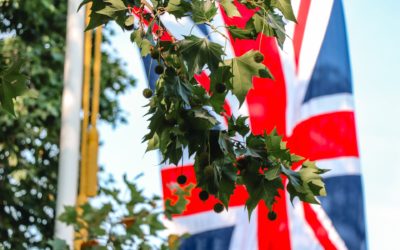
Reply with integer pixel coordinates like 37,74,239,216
0,0,135,248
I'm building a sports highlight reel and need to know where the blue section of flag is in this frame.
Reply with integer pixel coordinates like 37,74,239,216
179,226,234,250
303,0,353,103
142,54,158,90
319,175,367,250
197,23,210,37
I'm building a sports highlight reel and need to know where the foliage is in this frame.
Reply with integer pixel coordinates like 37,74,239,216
0,55,29,115
0,0,135,249
164,183,194,220
80,0,327,219
52,175,186,250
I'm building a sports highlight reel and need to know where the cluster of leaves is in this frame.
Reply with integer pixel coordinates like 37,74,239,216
0,55,29,115
80,0,327,218
164,183,195,219
51,175,186,250
0,0,135,248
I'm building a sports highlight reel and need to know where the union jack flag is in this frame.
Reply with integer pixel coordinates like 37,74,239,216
140,0,367,249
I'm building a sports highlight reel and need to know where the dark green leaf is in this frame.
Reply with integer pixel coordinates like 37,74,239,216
264,165,281,180
226,50,272,105
48,238,69,250
227,25,256,40
131,30,153,57
271,0,297,22
166,0,192,19
0,58,29,115
179,35,224,78
96,0,127,18
192,0,218,24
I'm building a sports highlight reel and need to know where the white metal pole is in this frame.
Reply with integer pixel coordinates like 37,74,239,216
54,0,84,246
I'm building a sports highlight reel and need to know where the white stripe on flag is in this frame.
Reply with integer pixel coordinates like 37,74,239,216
283,0,336,136
213,5,236,60
279,34,298,136
159,14,208,40
287,198,323,250
299,93,354,124
316,156,361,178
308,203,348,250
229,207,258,250
287,93,355,135
297,0,334,85
164,205,258,250
286,0,335,136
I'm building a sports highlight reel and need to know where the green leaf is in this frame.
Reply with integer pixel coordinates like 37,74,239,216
220,0,241,18
290,154,305,163
58,206,78,224
192,0,218,24
146,133,159,152
271,0,297,22
264,164,281,180
218,132,235,157
283,161,327,204
244,177,283,219
96,0,127,18
131,30,153,57
166,0,192,19
0,58,29,115
165,183,195,220
85,1,111,30
280,165,302,193
193,109,218,126
78,0,92,11
178,35,224,78
209,65,232,112
235,115,250,137
147,213,166,234
123,175,146,204
300,161,327,197
227,26,255,40
226,50,272,105
48,238,69,250
125,15,134,26
218,163,237,207
249,12,286,49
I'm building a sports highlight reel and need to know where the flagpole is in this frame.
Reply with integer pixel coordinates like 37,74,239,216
54,0,85,246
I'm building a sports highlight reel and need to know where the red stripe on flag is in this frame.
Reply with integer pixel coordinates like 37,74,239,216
257,190,291,250
288,111,359,160
161,165,248,217
303,203,338,250
293,0,312,69
221,1,291,246
194,72,210,92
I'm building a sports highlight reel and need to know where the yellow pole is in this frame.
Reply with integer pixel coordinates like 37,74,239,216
75,4,92,249
86,26,102,197
78,3,93,204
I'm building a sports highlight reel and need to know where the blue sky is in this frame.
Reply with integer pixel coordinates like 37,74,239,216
99,1,400,248
344,1,400,249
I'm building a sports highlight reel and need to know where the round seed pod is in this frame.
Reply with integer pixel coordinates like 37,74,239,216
213,203,224,213
199,190,209,201
155,65,164,74
177,175,187,185
142,88,153,98
268,211,277,221
254,52,264,63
